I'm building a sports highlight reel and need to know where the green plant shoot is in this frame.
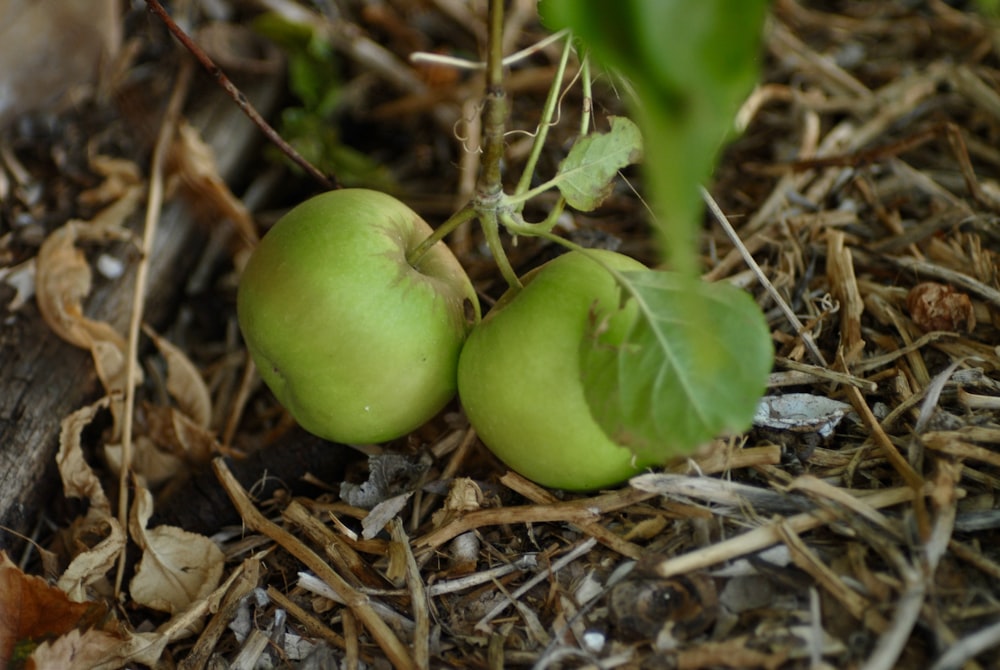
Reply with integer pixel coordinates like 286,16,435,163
535,0,774,462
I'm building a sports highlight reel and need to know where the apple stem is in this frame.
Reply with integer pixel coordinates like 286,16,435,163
407,205,478,267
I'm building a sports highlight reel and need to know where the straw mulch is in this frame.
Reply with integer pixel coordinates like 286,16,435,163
3,1,1000,669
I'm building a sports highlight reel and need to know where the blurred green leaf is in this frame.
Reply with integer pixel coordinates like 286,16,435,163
539,0,768,275
253,12,396,190
978,0,1000,17
275,109,396,190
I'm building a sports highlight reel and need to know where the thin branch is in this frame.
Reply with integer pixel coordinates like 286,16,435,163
701,187,828,367
410,28,570,70
115,59,192,596
144,0,336,191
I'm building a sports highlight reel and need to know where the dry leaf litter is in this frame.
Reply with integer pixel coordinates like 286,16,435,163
1,1,999,669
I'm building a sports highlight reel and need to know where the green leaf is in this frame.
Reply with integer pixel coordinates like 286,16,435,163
253,12,396,191
276,109,397,191
555,116,642,211
978,0,1000,17
539,0,768,276
253,13,342,116
581,270,773,461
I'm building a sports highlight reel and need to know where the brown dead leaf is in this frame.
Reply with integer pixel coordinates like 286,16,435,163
169,408,218,465
144,325,213,428
35,154,141,326
27,628,123,670
0,0,121,129
106,403,217,487
56,397,112,513
104,435,184,490
169,120,259,249
906,281,976,333
35,222,129,353
431,477,484,527
77,155,142,208
29,624,197,670
128,483,224,615
35,161,144,434
0,551,108,668
55,512,124,604
54,397,125,601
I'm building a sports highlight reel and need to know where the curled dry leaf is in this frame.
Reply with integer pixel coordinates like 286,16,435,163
431,477,485,527
35,222,129,353
56,397,113,512
55,514,125,604
144,325,213,429
105,404,218,487
906,281,976,333
169,120,259,249
78,155,143,208
35,154,142,341
128,484,224,615
167,409,218,464
35,161,144,434
55,397,126,602
104,435,184,490
35,172,144,433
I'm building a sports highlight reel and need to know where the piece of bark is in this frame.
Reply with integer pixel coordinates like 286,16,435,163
0,78,274,555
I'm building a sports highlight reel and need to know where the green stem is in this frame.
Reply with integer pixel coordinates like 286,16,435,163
505,174,564,206
513,34,574,205
407,205,478,267
503,214,634,288
579,55,592,136
481,210,522,290
471,0,522,292
536,197,566,231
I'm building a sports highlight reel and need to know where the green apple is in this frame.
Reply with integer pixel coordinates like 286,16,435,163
457,249,658,490
237,189,480,444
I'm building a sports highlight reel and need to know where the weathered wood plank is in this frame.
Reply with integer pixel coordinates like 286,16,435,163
0,80,272,555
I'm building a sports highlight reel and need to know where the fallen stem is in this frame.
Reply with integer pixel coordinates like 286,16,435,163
144,0,336,191
115,60,191,596
701,186,828,367
650,484,924,578
213,458,418,670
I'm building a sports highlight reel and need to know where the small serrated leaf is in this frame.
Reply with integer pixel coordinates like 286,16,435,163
582,270,773,461
556,116,642,210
